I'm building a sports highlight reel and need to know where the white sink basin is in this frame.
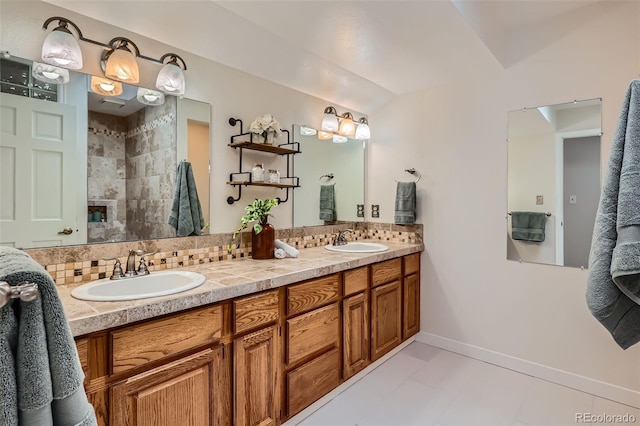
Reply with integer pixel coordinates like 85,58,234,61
71,270,206,302
324,242,389,253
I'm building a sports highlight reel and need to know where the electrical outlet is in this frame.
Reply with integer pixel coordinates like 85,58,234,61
371,204,380,218
357,204,364,218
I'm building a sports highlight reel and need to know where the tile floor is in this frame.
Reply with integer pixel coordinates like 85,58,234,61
297,342,640,426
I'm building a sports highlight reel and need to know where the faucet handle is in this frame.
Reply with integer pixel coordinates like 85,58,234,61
130,249,143,256
137,252,155,275
103,258,124,280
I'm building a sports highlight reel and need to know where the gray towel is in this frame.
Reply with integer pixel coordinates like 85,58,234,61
319,184,336,222
587,80,640,350
511,211,546,242
394,181,416,225
168,161,205,237
0,246,97,425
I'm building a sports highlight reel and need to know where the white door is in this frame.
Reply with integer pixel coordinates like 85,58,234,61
0,93,79,248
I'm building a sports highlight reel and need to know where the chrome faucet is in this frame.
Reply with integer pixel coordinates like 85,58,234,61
333,229,353,246
105,250,154,280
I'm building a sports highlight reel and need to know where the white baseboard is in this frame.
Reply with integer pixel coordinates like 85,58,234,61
282,336,416,426
416,331,640,409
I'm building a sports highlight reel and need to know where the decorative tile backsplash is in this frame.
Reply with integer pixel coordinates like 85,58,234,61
26,223,422,286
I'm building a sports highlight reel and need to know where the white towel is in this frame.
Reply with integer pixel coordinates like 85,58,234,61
274,248,286,259
275,240,299,258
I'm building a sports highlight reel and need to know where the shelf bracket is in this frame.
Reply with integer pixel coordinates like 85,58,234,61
276,188,290,204
227,185,242,205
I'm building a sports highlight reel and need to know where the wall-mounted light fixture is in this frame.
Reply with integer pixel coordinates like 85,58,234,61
136,87,165,106
320,106,370,141
41,16,187,95
32,62,69,84
90,76,123,96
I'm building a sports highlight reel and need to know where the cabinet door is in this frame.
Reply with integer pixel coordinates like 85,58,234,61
110,347,224,426
371,280,402,362
343,292,369,380
403,273,420,339
234,326,280,426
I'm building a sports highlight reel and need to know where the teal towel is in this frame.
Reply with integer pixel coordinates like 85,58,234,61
319,184,336,222
168,161,205,237
394,181,416,225
0,246,97,426
511,212,546,242
587,79,640,349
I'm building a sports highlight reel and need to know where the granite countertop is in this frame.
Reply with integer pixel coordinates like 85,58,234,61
59,240,424,337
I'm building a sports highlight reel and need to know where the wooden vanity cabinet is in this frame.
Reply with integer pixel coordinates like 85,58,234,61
75,252,420,425
342,266,370,380
403,253,421,339
283,274,341,418
370,259,403,361
232,290,281,426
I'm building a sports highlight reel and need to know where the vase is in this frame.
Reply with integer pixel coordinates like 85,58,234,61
265,132,275,145
251,220,275,259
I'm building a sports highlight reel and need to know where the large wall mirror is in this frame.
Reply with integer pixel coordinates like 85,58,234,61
0,55,211,249
507,98,601,268
292,124,365,227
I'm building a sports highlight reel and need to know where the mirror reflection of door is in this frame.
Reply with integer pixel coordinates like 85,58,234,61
507,98,601,268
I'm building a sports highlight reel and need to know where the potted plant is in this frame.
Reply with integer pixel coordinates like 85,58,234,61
229,198,279,259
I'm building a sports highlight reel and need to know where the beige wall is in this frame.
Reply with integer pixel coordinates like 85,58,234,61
370,0,640,398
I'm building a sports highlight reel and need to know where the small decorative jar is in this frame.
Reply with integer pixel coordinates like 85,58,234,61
268,169,280,184
252,163,265,182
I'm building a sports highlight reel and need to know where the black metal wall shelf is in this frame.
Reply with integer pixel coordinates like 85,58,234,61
226,117,300,205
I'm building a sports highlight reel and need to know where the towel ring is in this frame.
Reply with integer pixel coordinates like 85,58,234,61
319,173,334,184
396,168,421,183
0,281,39,308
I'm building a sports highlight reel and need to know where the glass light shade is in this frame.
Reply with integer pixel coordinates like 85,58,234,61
321,112,339,132
318,131,333,140
104,48,139,83
156,62,185,95
32,62,69,84
41,30,83,69
90,76,123,96
300,126,317,136
332,134,348,143
136,87,165,106
355,122,371,140
338,116,356,137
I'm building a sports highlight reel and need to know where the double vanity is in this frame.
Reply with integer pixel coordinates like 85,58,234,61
61,239,423,426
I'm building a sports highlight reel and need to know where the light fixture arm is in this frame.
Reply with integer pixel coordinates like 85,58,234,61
42,16,187,68
159,53,188,71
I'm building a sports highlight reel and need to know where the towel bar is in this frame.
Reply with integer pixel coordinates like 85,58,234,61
0,281,39,308
508,212,551,216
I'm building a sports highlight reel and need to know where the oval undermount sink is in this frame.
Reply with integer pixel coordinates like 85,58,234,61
71,270,206,302
324,242,389,253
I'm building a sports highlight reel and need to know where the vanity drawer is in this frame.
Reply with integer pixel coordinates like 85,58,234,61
287,274,339,316
286,303,339,366
110,305,222,374
371,258,402,287
343,266,369,296
233,289,279,334
404,253,420,276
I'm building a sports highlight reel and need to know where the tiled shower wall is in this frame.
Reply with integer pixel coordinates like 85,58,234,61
125,96,177,241
24,223,423,285
87,111,127,243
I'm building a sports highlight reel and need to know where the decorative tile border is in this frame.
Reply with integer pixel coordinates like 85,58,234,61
88,127,126,139
26,223,422,285
125,112,176,138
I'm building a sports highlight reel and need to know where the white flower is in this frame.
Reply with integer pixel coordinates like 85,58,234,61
249,113,282,136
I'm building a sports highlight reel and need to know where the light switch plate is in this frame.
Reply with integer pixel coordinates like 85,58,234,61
569,195,577,204
536,195,543,205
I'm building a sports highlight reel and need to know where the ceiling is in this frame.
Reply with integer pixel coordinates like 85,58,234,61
44,0,606,113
